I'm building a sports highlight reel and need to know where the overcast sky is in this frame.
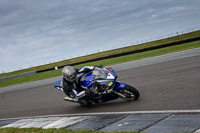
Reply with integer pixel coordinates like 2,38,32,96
0,0,200,73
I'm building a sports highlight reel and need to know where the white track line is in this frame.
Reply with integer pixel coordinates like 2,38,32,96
1,109,200,121
1,116,90,129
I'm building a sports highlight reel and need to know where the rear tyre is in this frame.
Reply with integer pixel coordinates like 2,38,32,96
119,84,140,101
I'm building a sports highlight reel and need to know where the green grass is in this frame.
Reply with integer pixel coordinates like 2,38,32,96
0,128,138,133
1,30,200,78
0,40,200,88
0,127,191,133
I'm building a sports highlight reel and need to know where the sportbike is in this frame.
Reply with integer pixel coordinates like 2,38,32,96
54,67,140,106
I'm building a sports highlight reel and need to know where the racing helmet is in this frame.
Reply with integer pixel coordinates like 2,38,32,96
62,66,77,83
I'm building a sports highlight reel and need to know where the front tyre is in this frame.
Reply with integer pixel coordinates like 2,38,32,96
118,84,140,101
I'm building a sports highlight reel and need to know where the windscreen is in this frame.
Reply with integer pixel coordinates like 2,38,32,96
92,67,108,80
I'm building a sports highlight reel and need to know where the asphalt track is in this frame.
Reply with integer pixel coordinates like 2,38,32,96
0,48,200,119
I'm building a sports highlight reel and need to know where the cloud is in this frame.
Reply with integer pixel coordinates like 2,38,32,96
0,0,200,72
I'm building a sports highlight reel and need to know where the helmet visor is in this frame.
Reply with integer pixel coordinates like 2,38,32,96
69,74,75,79
65,73,76,83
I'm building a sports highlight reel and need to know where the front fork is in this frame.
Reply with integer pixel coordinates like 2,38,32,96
91,82,125,103
112,81,132,100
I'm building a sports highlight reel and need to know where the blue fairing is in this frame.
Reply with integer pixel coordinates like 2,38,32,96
113,81,125,92
80,72,94,88
54,80,63,91
54,80,61,87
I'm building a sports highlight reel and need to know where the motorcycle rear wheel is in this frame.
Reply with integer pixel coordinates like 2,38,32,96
119,84,140,101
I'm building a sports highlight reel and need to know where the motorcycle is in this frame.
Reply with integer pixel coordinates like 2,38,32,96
54,67,140,106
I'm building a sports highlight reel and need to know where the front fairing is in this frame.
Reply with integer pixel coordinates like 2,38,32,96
105,67,118,79
80,72,94,88
80,67,117,90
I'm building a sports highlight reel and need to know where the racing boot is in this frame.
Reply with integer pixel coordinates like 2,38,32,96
64,96,78,102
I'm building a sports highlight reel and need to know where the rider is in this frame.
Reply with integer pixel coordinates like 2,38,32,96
61,65,102,106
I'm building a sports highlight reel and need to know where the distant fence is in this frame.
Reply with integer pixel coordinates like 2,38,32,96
36,36,200,73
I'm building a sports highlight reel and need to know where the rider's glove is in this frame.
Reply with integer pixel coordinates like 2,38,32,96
94,65,103,68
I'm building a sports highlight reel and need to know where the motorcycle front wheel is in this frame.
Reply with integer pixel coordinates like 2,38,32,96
118,84,140,101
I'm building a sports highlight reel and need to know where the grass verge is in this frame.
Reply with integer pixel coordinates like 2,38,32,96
0,40,200,88
0,128,139,133
1,30,200,78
